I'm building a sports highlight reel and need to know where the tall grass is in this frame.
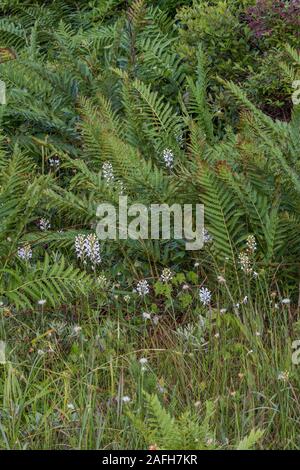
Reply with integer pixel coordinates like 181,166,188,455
0,281,299,449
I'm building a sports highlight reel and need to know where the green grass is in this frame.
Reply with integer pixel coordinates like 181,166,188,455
0,288,299,450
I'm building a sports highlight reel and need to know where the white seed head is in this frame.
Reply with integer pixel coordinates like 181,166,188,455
122,396,131,403
139,357,148,365
142,311,151,320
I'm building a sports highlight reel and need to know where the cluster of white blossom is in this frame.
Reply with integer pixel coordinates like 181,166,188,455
199,287,212,306
75,233,101,267
246,234,257,254
238,252,253,275
136,279,150,296
38,218,51,231
162,148,174,169
49,157,60,168
160,268,173,283
277,370,290,382
102,162,114,183
238,235,258,276
85,234,101,265
204,229,213,244
17,243,32,261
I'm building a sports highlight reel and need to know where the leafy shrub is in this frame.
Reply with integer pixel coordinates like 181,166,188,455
246,0,300,49
176,1,255,81
176,0,300,120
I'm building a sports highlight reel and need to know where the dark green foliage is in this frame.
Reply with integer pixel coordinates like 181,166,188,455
0,0,300,311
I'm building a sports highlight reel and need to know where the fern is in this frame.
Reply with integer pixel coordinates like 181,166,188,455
2,253,92,310
129,393,263,450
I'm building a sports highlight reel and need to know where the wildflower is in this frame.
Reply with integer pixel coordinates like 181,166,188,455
37,349,45,356
136,280,150,296
160,268,173,283
246,235,257,254
139,357,148,365
75,233,101,266
255,331,261,337
17,243,32,261
277,371,290,383
162,148,174,169
203,228,213,244
199,287,211,306
124,295,131,303
49,157,60,168
75,234,86,260
194,262,200,268
238,252,253,274
85,234,101,265
182,284,189,290
214,332,220,339
38,299,46,306
220,308,227,314
281,298,291,305
152,315,160,325
67,403,75,411
122,396,131,403
38,218,51,231
217,275,226,284
142,311,151,320
102,162,114,183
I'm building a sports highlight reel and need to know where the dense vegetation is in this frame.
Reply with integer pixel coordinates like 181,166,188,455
0,0,300,450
